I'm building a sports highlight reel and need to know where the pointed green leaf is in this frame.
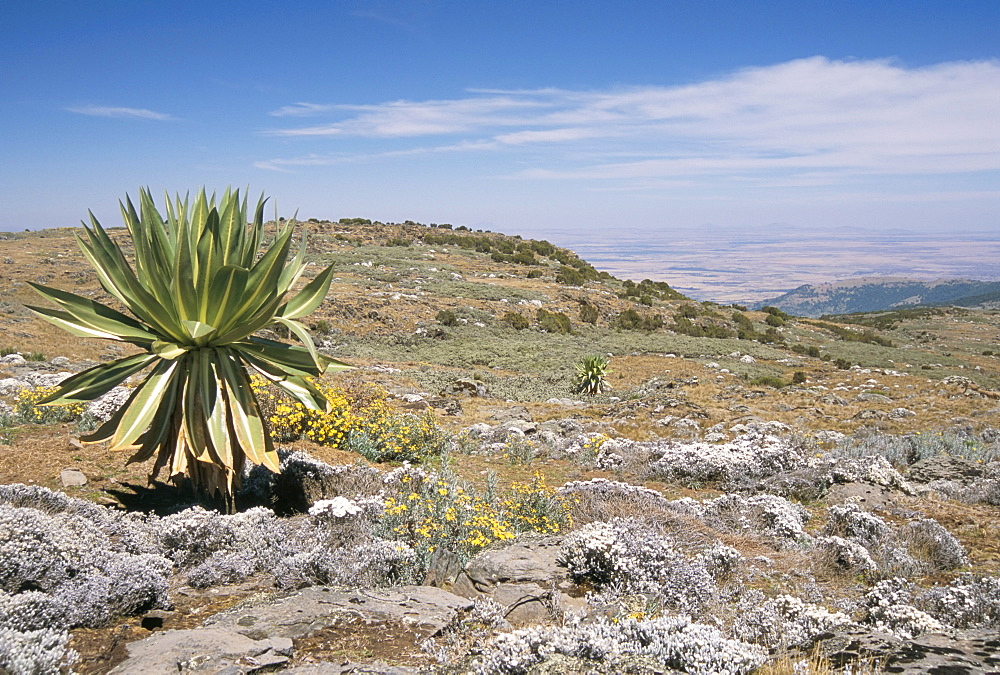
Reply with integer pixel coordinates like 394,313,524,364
217,350,277,470
205,265,248,330
274,316,323,370
153,340,189,360
279,264,335,320
234,337,326,378
37,352,155,405
27,282,157,342
109,359,180,450
182,320,215,341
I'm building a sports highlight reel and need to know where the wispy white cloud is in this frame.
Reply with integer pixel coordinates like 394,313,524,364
269,102,340,117
261,57,1000,187
67,105,176,120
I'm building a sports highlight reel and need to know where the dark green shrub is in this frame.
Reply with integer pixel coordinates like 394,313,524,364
678,304,699,319
537,309,572,334
835,358,853,370
386,238,412,247
750,375,788,388
310,319,332,334
620,309,663,331
702,324,734,339
556,266,586,285
765,314,786,327
436,309,459,326
526,269,544,279
512,250,537,265
580,303,599,324
503,312,530,330
762,327,785,344
792,371,807,385
618,308,644,330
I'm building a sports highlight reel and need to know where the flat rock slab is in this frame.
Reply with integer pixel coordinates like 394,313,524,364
203,585,473,641
452,535,586,624
108,628,292,674
811,627,1000,673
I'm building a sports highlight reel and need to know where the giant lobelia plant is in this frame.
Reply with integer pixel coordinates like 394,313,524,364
27,187,350,511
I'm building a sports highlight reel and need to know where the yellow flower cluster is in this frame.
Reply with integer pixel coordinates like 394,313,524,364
13,386,86,424
380,472,573,559
257,377,447,463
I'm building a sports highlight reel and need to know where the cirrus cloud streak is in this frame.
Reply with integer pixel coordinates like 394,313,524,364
260,57,1000,191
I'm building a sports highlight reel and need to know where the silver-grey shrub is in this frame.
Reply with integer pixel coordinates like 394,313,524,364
731,590,853,649
833,428,1000,467
558,518,716,616
914,575,1000,628
668,493,811,544
897,518,967,572
477,615,766,675
646,432,806,486
0,626,76,675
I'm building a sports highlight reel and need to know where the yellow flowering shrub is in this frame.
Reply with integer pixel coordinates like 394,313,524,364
259,377,447,463
379,471,573,564
13,386,86,424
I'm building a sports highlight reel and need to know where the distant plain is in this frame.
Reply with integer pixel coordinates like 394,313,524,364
557,228,1000,304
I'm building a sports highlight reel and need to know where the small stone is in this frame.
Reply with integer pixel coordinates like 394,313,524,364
60,468,87,487
50,356,71,366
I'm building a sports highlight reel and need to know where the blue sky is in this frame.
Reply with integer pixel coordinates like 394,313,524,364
2,0,998,241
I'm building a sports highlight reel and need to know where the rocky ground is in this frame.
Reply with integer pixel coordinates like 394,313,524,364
1,222,999,673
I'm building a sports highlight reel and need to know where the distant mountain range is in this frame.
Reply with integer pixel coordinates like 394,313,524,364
753,278,1000,317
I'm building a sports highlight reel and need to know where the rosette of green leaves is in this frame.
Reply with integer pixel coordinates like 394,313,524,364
27,187,350,507
573,354,611,395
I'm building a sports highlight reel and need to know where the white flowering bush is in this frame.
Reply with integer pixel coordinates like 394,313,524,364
558,519,716,615
817,504,965,577
925,477,1000,506
0,490,172,672
896,518,967,572
0,504,171,625
864,579,946,639
807,454,911,492
241,449,386,513
556,478,673,523
477,614,766,674
309,496,363,519
834,429,1000,467
732,590,854,649
0,626,77,675
647,433,805,486
668,493,811,544
824,503,894,548
699,542,744,580
815,536,879,575
914,575,1000,628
